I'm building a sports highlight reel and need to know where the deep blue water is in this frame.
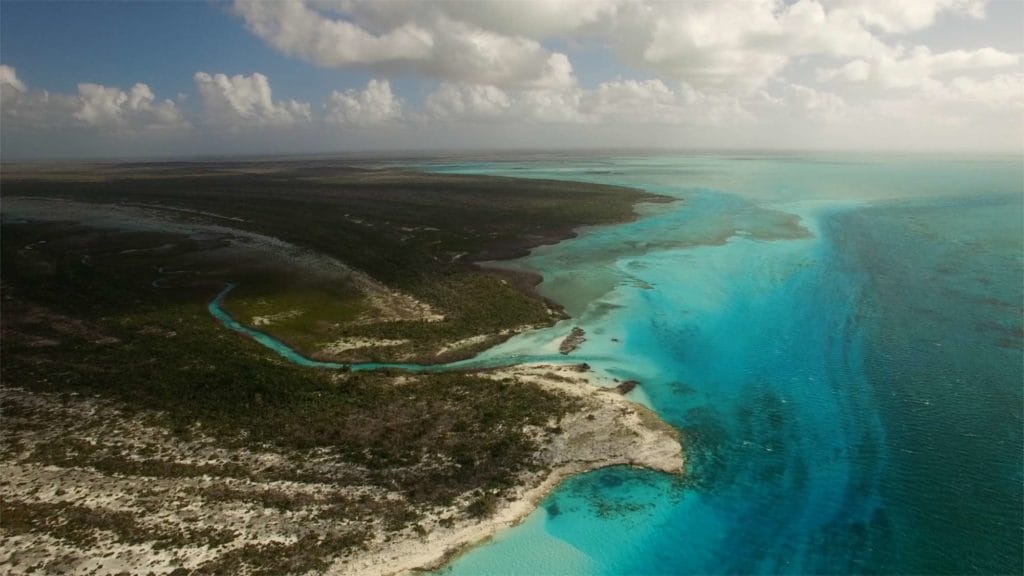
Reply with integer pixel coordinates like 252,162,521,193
425,154,1023,575
211,153,1023,574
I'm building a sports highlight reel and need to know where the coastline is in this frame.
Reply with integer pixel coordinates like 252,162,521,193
0,190,674,368
0,365,682,576
333,363,684,576
2,170,683,574
355,188,684,574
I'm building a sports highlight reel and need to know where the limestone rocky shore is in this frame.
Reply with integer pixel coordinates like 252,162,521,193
342,363,683,576
1,364,682,575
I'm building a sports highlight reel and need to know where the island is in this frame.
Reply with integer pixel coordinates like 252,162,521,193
0,160,682,575
558,326,587,355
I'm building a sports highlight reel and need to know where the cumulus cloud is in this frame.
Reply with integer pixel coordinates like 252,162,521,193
608,0,908,91
4,0,1022,156
786,84,848,122
193,71,311,128
233,0,1001,95
819,46,1020,88
583,79,677,123
625,1,792,91
836,0,985,33
1,65,186,134
426,18,576,90
234,1,433,67
0,65,72,130
512,87,586,123
942,73,1024,109
423,81,589,124
614,0,989,90
335,0,617,39
425,83,512,120
0,64,26,93
233,0,576,90
420,77,771,127
74,82,186,132
324,79,402,126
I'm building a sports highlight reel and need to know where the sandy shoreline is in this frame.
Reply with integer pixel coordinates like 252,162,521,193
335,363,683,576
2,196,683,574
1,364,681,576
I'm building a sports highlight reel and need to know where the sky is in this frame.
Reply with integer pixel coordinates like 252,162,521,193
1,0,1022,160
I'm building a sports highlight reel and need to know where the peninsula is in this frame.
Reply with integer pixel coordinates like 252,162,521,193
1,160,681,575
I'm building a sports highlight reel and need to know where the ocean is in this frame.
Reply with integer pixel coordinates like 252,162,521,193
419,154,1024,575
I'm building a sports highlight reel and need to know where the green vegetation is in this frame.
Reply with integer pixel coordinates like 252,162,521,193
1,221,576,504
0,161,654,571
192,532,368,576
222,282,368,355
1,162,661,278
2,161,668,362
1,500,238,550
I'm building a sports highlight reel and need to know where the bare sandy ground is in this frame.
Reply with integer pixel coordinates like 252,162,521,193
1,364,681,575
335,363,683,576
2,196,682,574
318,337,410,355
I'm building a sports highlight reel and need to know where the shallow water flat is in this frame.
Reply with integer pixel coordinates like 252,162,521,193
432,154,1023,575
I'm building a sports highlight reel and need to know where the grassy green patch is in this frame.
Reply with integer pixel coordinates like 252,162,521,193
0,162,652,572
220,279,369,354
1,221,576,506
1,500,237,550
2,162,666,362
192,532,367,576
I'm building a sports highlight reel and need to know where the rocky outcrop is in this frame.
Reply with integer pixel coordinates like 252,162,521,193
558,327,586,355
615,380,640,395
337,363,683,576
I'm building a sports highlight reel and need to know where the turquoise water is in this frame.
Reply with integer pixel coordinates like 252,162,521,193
209,283,611,373
210,153,1023,574
423,154,1023,575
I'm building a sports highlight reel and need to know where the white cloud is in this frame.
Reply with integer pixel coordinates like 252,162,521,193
628,1,789,91
423,81,589,124
0,64,26,93
787,84,848,122
512,87,586,123
74,82,186,132
233,0,576,90
819,46,1020,88
230,1,955,94
232,0,1013,100
193,71,311,128
836,0,985,33
426,18,576,90
421,77,767,127
930,73,1024,109
775,1,891,59
334,0,617,38
831,71,1022,142
583,79,678,122
817,59,872,83
1,91,78,131
677,84,763,126
425,83,512,119
1,65,185,134
608,0,940,91
234,0,433,67
324,79,402,126
4,0,1022,156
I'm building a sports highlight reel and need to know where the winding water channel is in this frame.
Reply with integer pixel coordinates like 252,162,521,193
211,154,1023,575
